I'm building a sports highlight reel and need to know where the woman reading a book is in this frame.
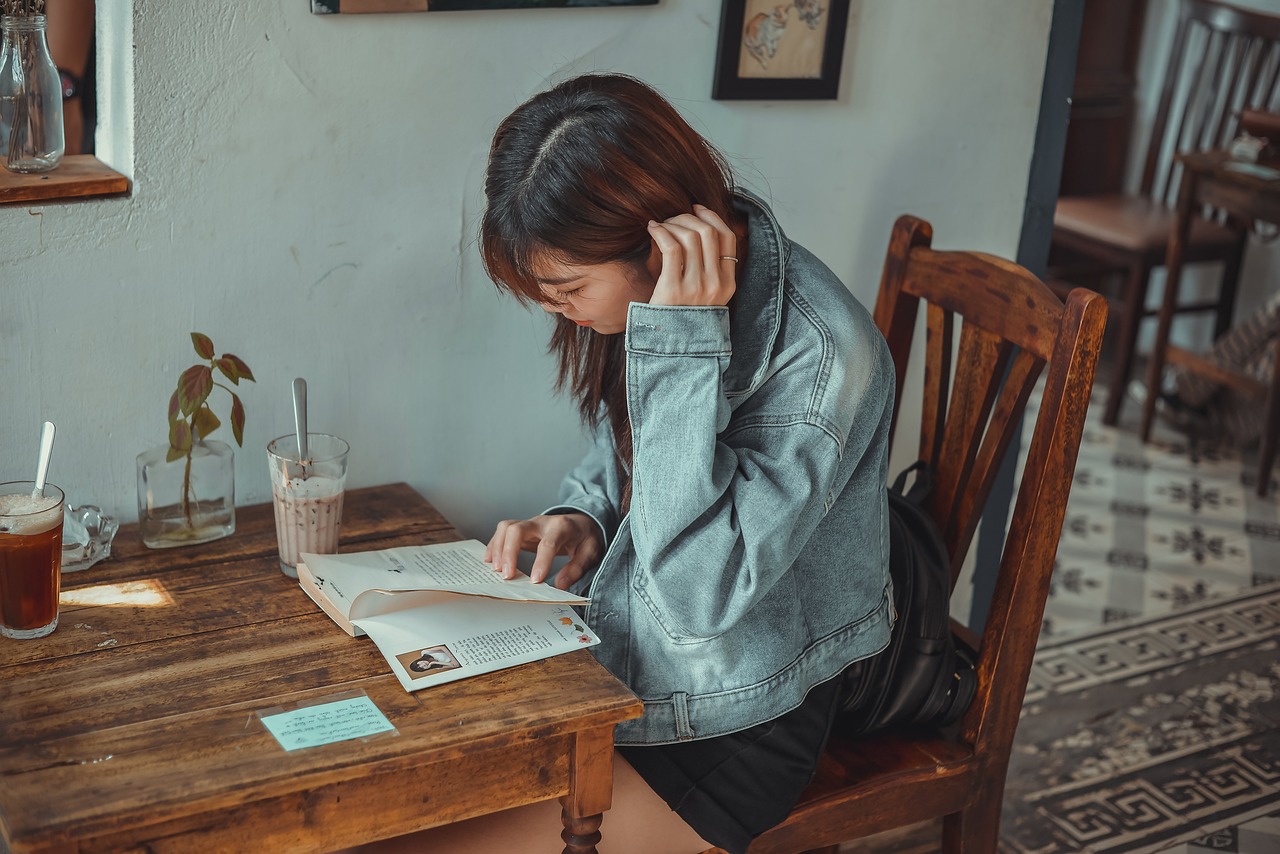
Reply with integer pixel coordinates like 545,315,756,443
353,73,893,854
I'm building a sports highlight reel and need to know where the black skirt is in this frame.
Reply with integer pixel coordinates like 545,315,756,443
618,666,857,854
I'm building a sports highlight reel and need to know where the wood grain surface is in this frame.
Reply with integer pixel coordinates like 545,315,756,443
0,484,640,854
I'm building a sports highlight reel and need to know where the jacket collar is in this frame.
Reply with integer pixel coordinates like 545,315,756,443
724,190,789,397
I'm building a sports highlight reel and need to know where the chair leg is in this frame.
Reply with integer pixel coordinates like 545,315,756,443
940,788,1002,853
1257,336,1280,497
1213,232,1247,341
1103,262,1150,426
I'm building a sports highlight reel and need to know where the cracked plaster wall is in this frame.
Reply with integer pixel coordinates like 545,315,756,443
0,0,1052,542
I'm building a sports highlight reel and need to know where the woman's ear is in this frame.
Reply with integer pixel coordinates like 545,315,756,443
636,242,663,295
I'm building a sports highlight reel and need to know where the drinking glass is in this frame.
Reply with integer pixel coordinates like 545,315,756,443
267,434,349,578
0,481,65,639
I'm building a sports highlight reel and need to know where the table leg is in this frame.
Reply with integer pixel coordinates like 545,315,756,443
1256,335,1280,497
559,726,615,854
1140,170,1199,442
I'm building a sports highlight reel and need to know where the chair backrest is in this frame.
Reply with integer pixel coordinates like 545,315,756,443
745,218,1106,853
873,215,1107,755
1141,0,1280,206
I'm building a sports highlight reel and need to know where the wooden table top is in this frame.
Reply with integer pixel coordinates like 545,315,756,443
1176,149,1280,222
0,483,641,854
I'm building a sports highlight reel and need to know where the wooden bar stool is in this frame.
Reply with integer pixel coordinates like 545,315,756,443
1138,150,1280,497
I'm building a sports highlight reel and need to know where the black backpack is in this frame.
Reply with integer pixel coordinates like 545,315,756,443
837,462,977,735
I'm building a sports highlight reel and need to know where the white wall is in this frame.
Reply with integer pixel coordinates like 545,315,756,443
0,0,1053,542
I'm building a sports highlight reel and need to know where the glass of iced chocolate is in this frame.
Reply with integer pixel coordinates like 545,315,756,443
267,434,349,578
0,481,65,639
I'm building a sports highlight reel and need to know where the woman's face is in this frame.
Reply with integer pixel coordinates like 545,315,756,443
532,248,661,335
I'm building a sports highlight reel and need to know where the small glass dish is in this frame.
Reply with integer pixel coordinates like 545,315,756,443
61,505,119,573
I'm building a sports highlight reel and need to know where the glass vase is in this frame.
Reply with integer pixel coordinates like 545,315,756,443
0,14,64,174
136,439,236,549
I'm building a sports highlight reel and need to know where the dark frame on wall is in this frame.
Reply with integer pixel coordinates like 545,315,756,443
312,0,656,13
712,0,851,101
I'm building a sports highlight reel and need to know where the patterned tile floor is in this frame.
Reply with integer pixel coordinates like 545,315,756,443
1014,386,1280,853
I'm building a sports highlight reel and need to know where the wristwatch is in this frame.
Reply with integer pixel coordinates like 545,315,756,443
58,67,80,101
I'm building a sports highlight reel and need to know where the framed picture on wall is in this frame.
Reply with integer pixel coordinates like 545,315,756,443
312,0,656,12
712,0,851,100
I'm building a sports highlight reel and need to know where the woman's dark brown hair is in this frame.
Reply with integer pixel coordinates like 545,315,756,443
481,74,742,504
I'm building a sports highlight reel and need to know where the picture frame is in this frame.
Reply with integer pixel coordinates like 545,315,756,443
712,0,851,101
312,0,656,13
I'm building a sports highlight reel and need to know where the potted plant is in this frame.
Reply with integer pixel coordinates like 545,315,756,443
136,333,256,549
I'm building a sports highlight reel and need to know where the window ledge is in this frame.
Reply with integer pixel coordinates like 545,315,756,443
0,155,129,206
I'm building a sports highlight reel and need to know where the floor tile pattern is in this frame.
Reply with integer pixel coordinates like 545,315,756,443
999,388,1280,853
1002,585,1280,853
1023,396,1280,642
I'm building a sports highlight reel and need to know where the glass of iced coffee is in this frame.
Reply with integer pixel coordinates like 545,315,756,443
267,434,348,578
0,481,65,640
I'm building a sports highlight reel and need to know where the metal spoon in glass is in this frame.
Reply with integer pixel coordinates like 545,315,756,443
33,420,54,498
292,378,309,480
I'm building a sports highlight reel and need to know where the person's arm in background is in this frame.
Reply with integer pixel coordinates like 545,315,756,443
45,0,94,155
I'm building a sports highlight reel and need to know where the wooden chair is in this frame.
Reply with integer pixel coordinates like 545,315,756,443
729,215,1107,853
1050,0,1280,427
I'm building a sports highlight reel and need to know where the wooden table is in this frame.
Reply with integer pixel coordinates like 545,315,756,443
1138,150,1280,495
0,483,641,854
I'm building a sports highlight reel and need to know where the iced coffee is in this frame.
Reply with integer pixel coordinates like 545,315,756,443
0,482,65,639
268,434,348,578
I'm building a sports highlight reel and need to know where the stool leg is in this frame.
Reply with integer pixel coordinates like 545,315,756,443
1141,250,1190,442
1257,336,1280,497
1214,232,1247,341
1142,169,1199,441
1104,262,1150,427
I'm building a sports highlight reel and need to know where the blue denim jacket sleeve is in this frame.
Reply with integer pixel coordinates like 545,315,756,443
544,417,621,549
623,302,868,640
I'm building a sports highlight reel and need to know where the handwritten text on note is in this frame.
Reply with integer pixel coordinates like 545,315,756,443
260,695,397,752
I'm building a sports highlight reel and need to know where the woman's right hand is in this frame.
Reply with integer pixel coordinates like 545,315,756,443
484,512,604,590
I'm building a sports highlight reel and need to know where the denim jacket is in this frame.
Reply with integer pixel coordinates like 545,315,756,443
546,191,894,745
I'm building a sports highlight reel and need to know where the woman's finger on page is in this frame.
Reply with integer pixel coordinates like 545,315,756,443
496,521,533,579
555,553,591,590
554,535,599,590
530,535,563,584
485,520,513,565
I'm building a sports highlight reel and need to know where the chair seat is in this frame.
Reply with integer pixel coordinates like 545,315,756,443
1054,194,1241,258
747,729,977,853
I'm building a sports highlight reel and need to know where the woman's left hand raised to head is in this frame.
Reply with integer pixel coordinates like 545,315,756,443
647,204,738,307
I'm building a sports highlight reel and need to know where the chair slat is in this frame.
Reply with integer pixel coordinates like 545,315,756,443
945,348,1045,587
930,324,1010,553
920,303,952,470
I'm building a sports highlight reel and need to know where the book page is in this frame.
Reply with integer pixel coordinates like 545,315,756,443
353,595,600,693
302,540,588,624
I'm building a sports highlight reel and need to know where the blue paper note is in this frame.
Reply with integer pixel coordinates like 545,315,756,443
260,694,397,751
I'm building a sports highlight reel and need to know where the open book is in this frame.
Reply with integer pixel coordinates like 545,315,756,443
297,539,600,692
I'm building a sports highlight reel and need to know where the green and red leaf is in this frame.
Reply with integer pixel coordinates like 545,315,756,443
230,394,246,446
215,357,241,385
168,390,181,423
192,406,221,440
222,354,255,383
167,420,192,462
177,365,213,415
191,332,215,360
